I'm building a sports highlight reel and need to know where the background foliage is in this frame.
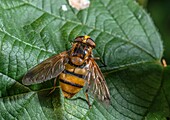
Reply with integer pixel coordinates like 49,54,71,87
0,0,170,120
147,0,170,64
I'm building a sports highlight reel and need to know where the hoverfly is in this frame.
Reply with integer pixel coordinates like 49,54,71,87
22,35,110,107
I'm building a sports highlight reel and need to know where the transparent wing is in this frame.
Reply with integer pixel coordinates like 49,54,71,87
85,59,110,104
22,51,69,85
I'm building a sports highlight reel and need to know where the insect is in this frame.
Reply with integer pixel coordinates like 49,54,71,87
22,35,110,107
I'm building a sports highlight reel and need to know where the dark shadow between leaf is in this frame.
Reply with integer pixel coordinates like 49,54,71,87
37,88,64,119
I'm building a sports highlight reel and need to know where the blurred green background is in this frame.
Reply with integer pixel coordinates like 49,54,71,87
138,0,170,64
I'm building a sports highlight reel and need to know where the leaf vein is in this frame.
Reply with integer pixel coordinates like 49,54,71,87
99,0,156,59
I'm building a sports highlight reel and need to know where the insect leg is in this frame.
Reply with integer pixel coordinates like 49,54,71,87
93,57,106,67
93,57,100,60
85,72,92,108
85,89,92,108
48,78,58,95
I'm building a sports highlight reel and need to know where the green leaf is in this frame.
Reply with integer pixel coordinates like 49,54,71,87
0,0,167,119
146,66,170,120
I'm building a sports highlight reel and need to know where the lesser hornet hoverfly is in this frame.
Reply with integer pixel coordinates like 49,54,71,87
22,35,110,107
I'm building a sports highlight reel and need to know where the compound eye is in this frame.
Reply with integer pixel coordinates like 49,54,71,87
86,39,96,48
74,36,83,42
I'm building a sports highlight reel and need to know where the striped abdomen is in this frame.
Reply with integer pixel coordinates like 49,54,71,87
59,63,88,98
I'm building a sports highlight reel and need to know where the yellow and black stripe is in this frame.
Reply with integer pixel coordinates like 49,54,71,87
59,63,88,98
